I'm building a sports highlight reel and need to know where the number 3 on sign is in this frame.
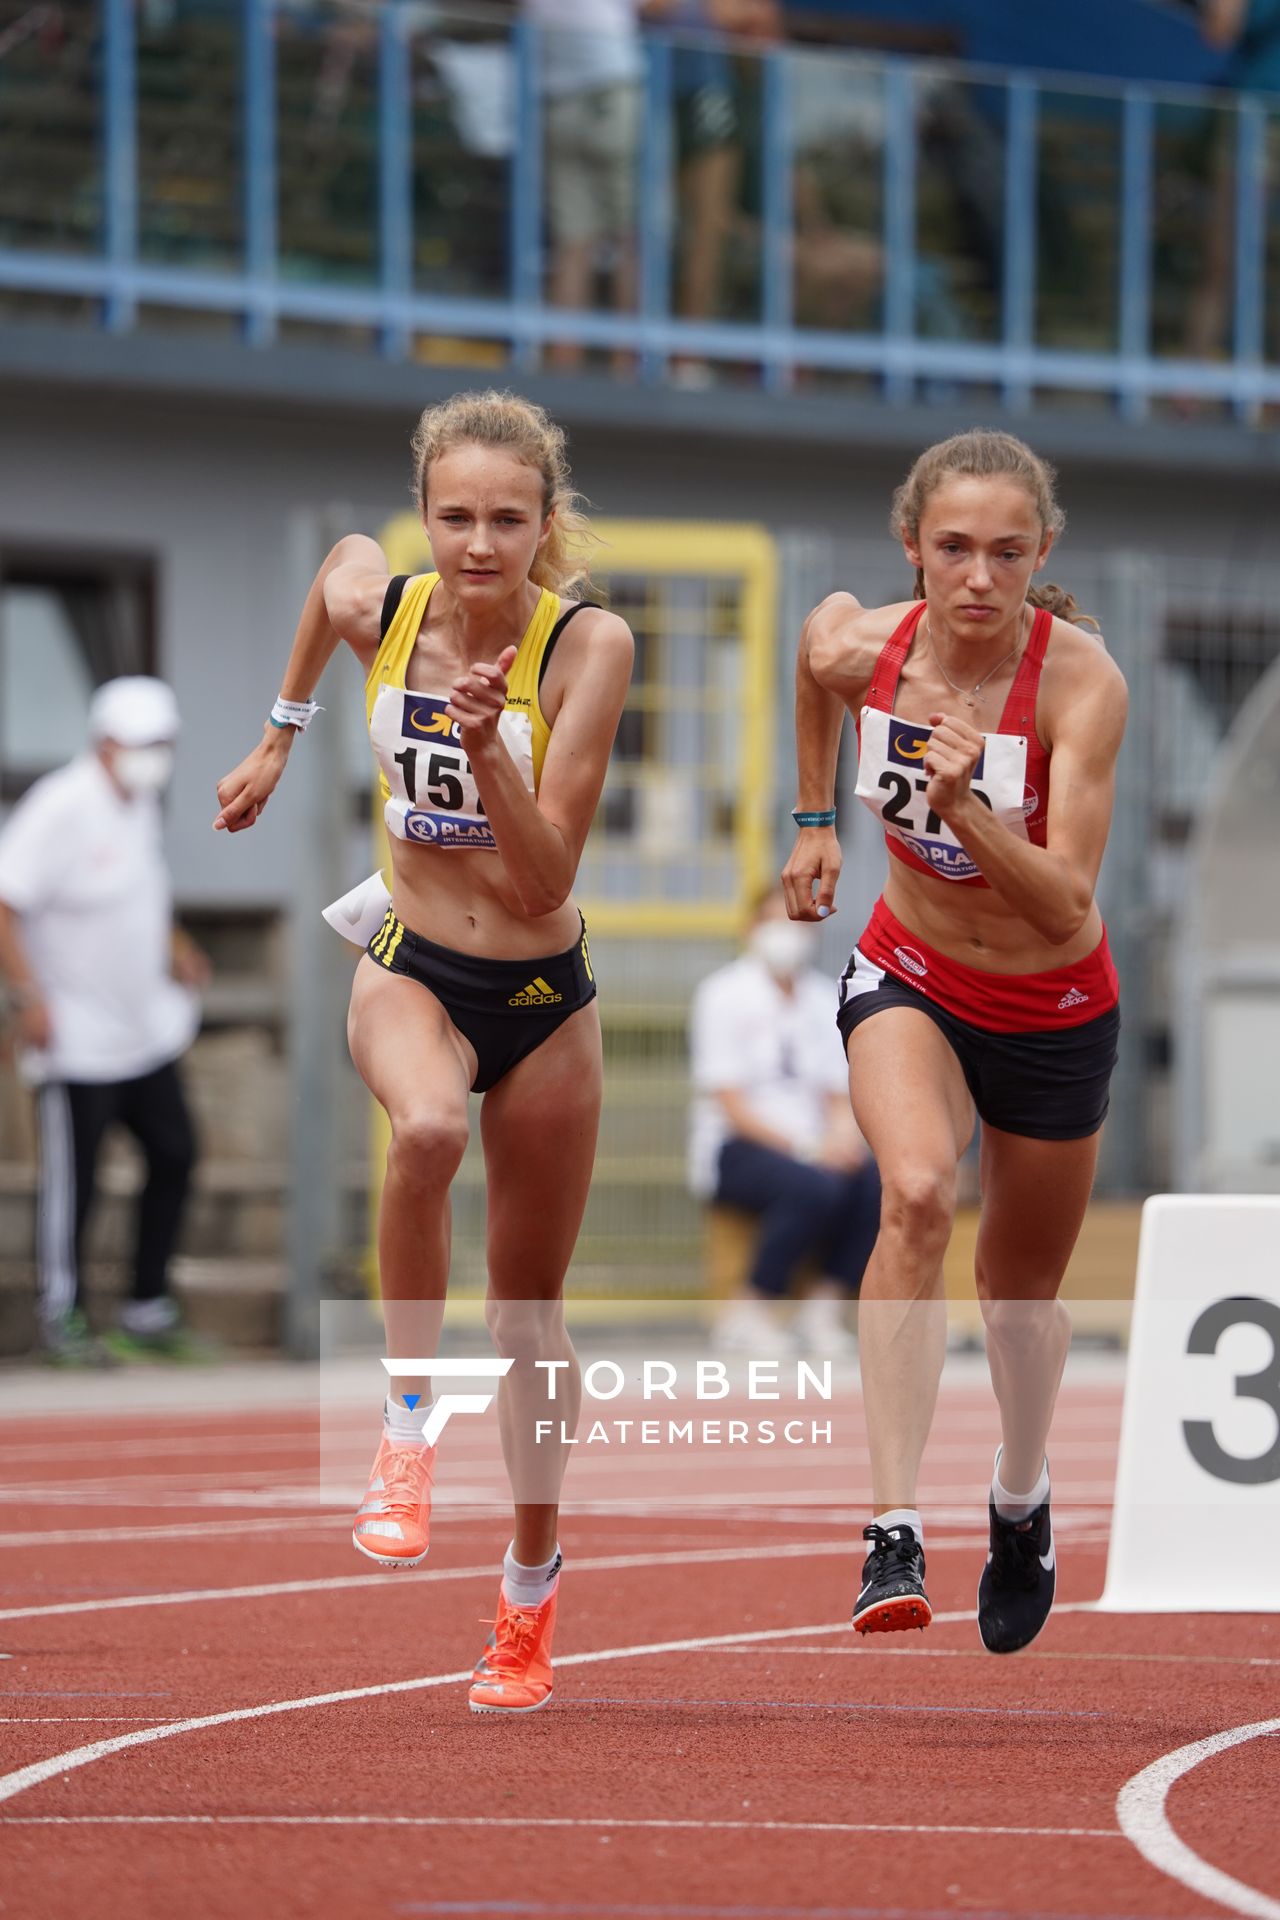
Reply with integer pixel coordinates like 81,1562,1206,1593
1099,1195,1280,1614
1183,1297,1280,1485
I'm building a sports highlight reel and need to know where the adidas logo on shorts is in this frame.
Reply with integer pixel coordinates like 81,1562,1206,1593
508,976,563,1007
1057,986,1089,1011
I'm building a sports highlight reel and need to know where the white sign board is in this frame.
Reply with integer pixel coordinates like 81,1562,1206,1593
1099,1195,1280,1613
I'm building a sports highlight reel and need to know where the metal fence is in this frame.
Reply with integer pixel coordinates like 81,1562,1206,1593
4,2,1280,415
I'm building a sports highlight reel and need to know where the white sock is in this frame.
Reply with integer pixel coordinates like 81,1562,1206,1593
992,1450,1049,1524
875,1507,923,1546
384,1394,430,1443
501,1542,562,1609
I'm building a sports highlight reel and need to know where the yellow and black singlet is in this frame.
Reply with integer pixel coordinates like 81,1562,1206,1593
365,572,574,853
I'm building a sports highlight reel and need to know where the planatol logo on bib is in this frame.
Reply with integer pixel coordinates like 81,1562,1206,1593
904,835,981,880
404,811,496,849
894,945,928,979
1022,783,1039,818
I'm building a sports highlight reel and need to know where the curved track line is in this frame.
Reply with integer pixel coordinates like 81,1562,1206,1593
0,1604,1089,1808
1116,1718,1280,1920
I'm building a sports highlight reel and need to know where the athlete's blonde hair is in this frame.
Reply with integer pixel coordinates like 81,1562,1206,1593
410,390,596,596
891,429,1097,630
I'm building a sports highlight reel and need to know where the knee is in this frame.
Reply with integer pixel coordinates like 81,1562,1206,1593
484,1295,569,1367
977,1289,1070,1350
878,1164,955,1254
386,1107,468,1189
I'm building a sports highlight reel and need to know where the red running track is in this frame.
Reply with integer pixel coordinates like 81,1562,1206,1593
0,1364,1276,1920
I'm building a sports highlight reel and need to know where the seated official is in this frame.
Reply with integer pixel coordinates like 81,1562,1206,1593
688,886,880,1356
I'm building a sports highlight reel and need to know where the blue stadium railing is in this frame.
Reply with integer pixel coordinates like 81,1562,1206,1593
1,0,1277,421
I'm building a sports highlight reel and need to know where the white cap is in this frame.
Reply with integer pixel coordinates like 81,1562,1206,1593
88,676,180,747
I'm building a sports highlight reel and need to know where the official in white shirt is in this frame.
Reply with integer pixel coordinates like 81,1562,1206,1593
689,886,881,1353
0,677,207,1362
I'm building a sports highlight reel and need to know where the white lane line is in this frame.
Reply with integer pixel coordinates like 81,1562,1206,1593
0,1603,1091,1810
0,1515,340,1549
0,1542,856,1624
0,1505,1115,1551
713,1647,1280,1669
0,1530,1022,1624
1116,1718,1280,1920
0,1431,1121,1471
0,1433,319,1466
0,1814,1122,1839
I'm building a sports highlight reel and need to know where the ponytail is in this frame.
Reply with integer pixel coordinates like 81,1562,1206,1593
1027,582,1101,633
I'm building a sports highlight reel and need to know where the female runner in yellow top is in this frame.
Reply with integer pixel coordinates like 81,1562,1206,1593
214,391,634,1714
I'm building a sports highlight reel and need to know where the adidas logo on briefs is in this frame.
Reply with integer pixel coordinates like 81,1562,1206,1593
508,977,562,1007
1057,986,1089,1011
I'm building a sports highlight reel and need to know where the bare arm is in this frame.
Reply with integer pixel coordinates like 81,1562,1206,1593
213,533,390,833
923,662,1128,945
1200,0,1248,49
447,610,635,919
0,902,52,1050
714,1088,800,1157
781,597,861,923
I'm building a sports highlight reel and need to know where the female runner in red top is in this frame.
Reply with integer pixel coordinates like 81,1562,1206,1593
783,429,1126,1654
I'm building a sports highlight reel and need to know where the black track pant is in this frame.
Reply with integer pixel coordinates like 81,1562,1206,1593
35,1058,197,1328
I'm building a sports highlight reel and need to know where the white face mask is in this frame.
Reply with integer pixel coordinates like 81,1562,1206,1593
748,918,814,981
114,745,174,796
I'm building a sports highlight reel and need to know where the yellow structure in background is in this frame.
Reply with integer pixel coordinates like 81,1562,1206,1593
374,512,778,932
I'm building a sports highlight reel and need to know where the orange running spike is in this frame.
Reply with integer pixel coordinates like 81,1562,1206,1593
468,1585,558,1714
351,1432,435,1569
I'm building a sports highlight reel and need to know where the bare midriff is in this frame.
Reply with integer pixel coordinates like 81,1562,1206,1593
386,840,583,962
881,852,1103,976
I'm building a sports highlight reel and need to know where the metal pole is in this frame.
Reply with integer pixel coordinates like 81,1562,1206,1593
284,510,350,1359
243,0,278,346
103,0,137,333
378,0,413,361
508,16,542,371
1001,76,1038,413
1118,87,1154,424
760,47,794,395
1095,551,1160,1196
638,34,674,386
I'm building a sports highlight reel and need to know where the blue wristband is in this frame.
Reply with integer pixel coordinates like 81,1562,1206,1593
792,808,837,828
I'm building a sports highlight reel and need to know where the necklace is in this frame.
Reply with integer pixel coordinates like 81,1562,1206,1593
924,616,1022,711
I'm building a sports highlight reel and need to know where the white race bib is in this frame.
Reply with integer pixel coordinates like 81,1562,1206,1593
855,708,1029,884
369,685,533,853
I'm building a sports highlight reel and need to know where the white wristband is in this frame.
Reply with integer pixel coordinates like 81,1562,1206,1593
269,696,321,733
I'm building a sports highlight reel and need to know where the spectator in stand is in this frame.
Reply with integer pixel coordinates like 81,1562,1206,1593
647,1,781,382
689,885,880,1356
1203,0,1280,89
0,678,207,1365
524,0,646,372
1184,0,1280,372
